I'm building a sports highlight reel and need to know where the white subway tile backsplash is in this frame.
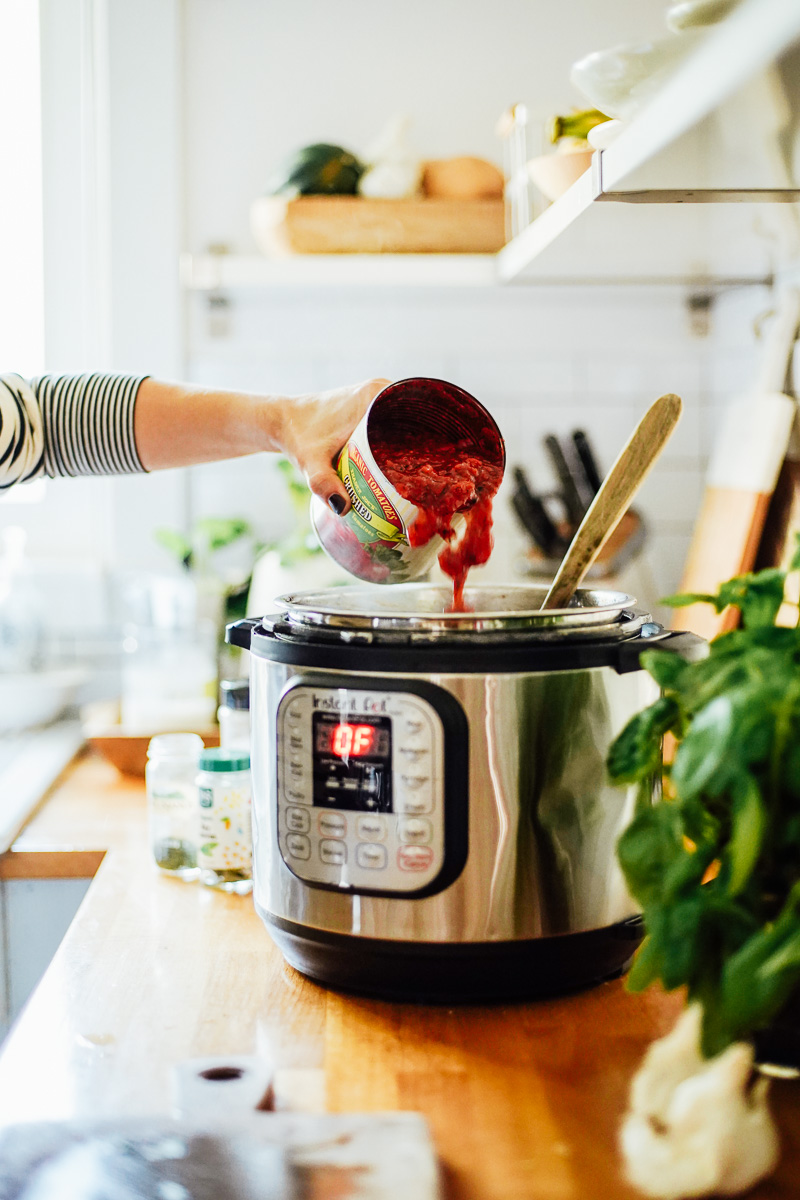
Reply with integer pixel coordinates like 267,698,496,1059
176,283,728,615
635,466,705,527
189,355,323,396
452,357,576,398
582,355,704,401
646,531,696,605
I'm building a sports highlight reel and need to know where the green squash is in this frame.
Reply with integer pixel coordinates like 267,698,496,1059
269,143,365,196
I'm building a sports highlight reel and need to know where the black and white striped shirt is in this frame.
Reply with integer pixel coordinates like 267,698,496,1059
0,373,147,490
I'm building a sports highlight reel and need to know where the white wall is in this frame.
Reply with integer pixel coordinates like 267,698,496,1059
186,280,718,606
183,0,668,255
179,0,716,612
17,0,784,621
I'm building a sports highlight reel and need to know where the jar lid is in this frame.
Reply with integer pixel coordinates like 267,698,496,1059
199,747,250,772
219,679,250,710
147,732,205,759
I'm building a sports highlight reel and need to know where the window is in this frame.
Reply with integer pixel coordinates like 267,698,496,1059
0,0,46,506
0,0,45,377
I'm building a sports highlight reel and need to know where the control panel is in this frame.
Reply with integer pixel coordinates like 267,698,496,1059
276,682,451,894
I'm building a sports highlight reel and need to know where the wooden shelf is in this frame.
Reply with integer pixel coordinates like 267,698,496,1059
499,0,800,284
181,252,500,290
182,0,800,292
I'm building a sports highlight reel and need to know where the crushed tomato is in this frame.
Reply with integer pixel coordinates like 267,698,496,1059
371,440,503,610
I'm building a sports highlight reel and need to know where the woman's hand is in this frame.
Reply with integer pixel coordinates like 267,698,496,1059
276,378,390,514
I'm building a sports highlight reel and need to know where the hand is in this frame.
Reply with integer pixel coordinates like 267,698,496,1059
278,378,390,514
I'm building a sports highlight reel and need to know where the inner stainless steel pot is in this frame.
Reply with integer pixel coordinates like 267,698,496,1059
274,583,639,639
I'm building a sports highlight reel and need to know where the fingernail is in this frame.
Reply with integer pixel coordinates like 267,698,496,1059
328,494,346,515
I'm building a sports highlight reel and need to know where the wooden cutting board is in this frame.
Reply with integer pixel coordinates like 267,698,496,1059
673,289,800,639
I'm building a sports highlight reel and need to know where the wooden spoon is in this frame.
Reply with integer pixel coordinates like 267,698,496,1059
540,393,683,610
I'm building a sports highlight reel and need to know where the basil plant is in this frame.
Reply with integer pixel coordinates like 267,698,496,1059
608,542,800,1059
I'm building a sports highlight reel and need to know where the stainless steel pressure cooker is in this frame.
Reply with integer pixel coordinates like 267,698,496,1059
228,584,702,1003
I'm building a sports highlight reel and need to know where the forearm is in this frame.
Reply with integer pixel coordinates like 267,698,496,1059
133,378,285,470
0,370,387,513
134,375,389,512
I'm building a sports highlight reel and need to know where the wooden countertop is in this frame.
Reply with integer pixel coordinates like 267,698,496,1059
1,751,799,1199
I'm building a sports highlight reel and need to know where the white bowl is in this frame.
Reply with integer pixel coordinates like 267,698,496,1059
0,669,87,735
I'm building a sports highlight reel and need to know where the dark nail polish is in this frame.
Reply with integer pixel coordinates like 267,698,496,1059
328,494,346,515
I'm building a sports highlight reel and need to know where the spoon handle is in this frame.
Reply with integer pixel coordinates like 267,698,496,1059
540,393,683,610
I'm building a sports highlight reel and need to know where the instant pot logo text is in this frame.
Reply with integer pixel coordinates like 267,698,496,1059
312,693,388,714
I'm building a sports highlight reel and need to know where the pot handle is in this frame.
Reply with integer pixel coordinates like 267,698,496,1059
615,628,707,674
225,617,261,650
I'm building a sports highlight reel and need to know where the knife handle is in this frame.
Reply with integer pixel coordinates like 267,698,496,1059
572,430,603,495
512,467,561,554
543,435,586,527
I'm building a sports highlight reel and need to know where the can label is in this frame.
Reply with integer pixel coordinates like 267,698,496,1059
338,443,404,543
312,423,441,583
198,781,252,872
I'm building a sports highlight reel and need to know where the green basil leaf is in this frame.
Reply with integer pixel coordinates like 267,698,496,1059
671,695,739,799
726,772,766,897
717,570,786,630
607,696,679,784
662,592,724,610
659,896,707,991
617,804,682,907
627,930,664,992
790,532,800,573
786,739,800,796
640,648,689,691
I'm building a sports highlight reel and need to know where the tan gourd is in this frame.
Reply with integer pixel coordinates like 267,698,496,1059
421,156,504,199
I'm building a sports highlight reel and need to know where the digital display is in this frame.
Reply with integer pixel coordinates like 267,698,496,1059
311,711,393,813
316,722,391,759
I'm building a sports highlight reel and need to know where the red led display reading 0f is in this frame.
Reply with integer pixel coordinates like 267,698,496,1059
330,723,375,758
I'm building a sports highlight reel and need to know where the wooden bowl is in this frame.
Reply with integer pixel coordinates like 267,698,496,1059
526,149,594,201
85,716,220,779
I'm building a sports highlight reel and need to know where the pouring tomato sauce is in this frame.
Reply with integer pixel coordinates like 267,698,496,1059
370,439,503,610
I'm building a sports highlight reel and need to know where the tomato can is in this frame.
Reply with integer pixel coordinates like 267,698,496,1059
310,377,505,584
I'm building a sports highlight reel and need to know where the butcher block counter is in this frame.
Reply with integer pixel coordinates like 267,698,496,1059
1,751,800,1199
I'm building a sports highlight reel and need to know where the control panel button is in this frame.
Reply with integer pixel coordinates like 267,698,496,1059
399,747,428,763
398,845,434,872
397,793,433,815
320,839,347,866
400,774,429,791
398,817,432,845
285,787,308,804
404,718,424,735
286,702,304,721
289,733,304,751
286,833,311,861
318,812,347,838
285,806,310,833
289,761,304,779
357,815,386,841
356,843,388,870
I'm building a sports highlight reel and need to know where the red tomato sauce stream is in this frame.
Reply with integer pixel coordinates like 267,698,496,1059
370,441,503,610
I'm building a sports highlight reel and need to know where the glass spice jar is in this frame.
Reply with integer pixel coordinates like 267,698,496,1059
145,732,203,880
196,747,253,894
217,679,250,751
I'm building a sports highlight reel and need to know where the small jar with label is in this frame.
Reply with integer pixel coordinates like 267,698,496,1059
197,747,253,894
217,679,250,751
146,732,203,880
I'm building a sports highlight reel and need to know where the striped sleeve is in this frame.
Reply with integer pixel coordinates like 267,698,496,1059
0,373,147,489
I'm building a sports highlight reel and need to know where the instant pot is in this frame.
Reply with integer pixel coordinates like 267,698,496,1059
228,584,702,1002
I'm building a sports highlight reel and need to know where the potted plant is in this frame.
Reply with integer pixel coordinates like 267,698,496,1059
607,545,800,1195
